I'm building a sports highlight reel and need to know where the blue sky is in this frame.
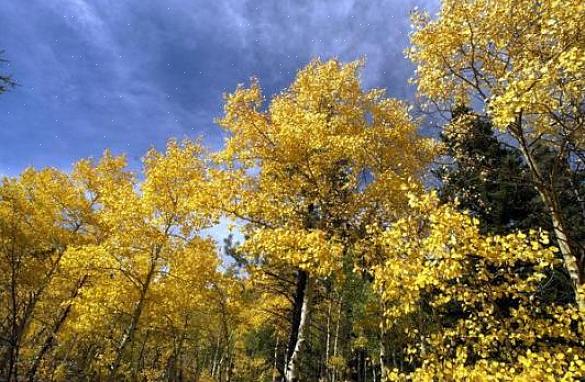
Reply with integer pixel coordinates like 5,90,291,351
1,0,438,178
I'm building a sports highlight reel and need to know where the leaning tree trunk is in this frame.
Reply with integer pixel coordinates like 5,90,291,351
512,121,585,311
284,269,311,382
108,254,158,381
27,274,88,381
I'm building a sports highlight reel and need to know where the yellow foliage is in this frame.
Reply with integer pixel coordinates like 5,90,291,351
373,191,585,380
215,58,436,275
409,0,585,139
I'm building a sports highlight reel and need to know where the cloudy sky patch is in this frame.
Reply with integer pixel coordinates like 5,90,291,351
0,0,438,175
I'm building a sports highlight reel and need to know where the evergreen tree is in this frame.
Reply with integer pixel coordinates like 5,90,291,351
435,106,547,235
437,105,585,256
436,106,585,305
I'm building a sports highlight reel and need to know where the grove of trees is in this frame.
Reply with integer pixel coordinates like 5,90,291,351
1,0,584,381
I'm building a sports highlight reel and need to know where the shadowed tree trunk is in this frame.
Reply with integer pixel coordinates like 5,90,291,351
284,269,311,382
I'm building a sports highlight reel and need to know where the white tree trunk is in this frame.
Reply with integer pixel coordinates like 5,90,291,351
513,125,584,311
285,275,311,382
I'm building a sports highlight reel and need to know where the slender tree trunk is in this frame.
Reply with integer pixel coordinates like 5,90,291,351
272,335,279,382
379,322,387,380
226,345,234,382
27,274,88,381
361,349,366,382
512,124,585,310
5,250,19,382
284,269,311,382
4,292,39,382
283,338,289,379
171,317,189,382
138,331,149,377
211,334,221,377
218,352,225,381
325,298,332,381
2,246,66,382
108,254,158,381
331,295,343,382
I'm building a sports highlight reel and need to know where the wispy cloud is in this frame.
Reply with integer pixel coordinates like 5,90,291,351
0,0,438,176
55,0,113,49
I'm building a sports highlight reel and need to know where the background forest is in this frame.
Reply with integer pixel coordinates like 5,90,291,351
1,0,584,381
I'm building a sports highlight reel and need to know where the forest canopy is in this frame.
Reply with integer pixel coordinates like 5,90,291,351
1,0,584,381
